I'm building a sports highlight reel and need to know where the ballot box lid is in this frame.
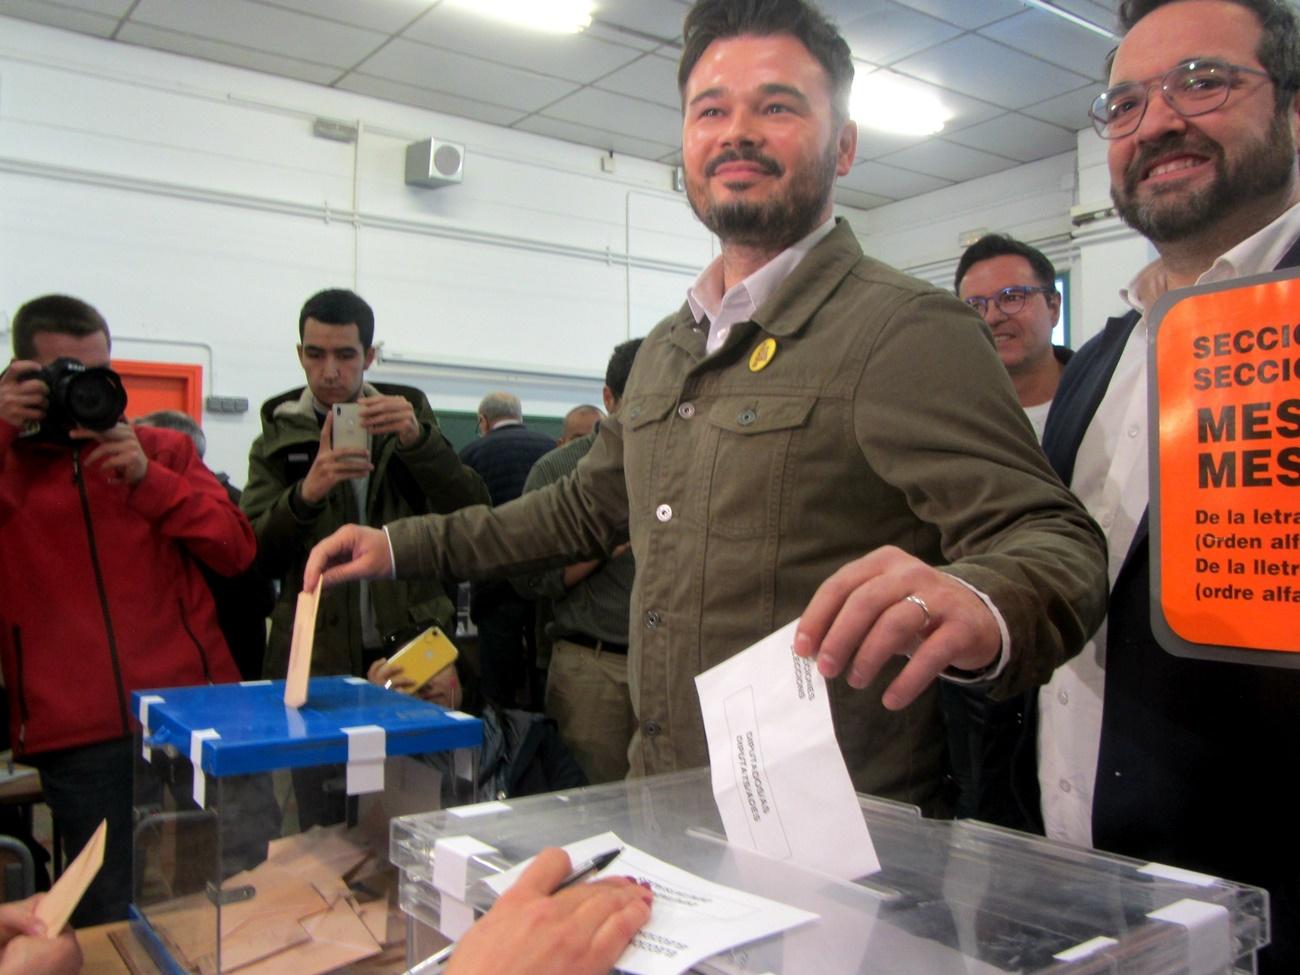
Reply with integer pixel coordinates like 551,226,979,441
132,677,483,776
391,768,1267,975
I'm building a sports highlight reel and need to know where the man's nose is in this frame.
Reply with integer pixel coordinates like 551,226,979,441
1135,85,1188,142
720,107,760,147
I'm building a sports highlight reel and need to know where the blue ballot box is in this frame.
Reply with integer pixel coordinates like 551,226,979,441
129,677,483,975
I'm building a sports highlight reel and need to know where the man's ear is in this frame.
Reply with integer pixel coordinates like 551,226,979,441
835,119,857,177
363,345,376,370
602,386,616,413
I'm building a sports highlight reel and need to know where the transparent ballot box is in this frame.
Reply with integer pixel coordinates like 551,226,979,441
391,769,1267,975
130,676,482,974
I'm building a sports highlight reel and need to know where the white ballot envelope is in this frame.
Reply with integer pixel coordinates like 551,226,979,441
694,619,879,880
487,832,816,975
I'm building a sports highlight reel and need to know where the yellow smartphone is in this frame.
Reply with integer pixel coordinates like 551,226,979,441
384,626,458,692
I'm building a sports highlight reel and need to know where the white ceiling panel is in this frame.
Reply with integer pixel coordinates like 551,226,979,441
853,126,929,163
513,114,679,161
896,34,1091,110
23,0,130,14
887,0,1026,30
1021,85,1098,131
540,86,684,145
590,0,689,43
0,0,117,35
841,160,951,198
338,73,528,126
1053,0,1122,31
356,38,579,113
255,0,433,34
877,139,1015,181
834,187,894,210
403,4,644,84
130,0,385,67
854,67,1005,136
942,112,1077,162
979,10,1112,80
594,52,681,110
836,2,960,64
117,23,343,85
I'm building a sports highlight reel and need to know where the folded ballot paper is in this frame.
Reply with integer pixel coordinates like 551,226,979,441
694,619,880,881
486,833,816,975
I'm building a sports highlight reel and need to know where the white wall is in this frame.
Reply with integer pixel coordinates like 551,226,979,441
0,16,728,481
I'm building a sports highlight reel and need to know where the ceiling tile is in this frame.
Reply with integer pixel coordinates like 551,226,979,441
513,113,678,160
130,0,385,67
1054,0,1121,33
836,2,961,65
20,0,129,14
355,38,579,113
979,9,1113,80
886,0,1025,30
540,86,684,145
1021,84,1097,131
853,127,928,162
593,52,680,109
834,187,893,210
657,148,682,165
255,0,433,34
584,20,661,52
894,33,1091,110
942,112,1077,162
0,0,118,35
876,139,1017,181
118,22,343,83
841,160,951,197
402,4,644,85
854,67,1005,137
590,0,689,43
338,73,527,125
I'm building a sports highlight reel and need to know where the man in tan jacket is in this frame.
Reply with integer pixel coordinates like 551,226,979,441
306,0,1106,814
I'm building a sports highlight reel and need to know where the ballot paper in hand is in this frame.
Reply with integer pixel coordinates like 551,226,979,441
487,832,816,975
694,618,879,880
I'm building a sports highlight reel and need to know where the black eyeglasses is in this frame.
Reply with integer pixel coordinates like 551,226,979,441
963,285,1054,317
1089,58,1272,139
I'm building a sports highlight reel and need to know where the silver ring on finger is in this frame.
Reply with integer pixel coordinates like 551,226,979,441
903,593,931,630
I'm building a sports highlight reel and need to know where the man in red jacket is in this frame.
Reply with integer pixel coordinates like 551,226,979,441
0,294,254,925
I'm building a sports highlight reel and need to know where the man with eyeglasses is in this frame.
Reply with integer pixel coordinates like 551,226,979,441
1041,1,1300,970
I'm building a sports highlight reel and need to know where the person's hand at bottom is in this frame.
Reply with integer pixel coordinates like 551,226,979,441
445,847,652,975
0,896,82,975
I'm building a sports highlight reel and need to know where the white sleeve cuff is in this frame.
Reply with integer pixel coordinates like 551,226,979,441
941,576,1011,684
382,525,397,580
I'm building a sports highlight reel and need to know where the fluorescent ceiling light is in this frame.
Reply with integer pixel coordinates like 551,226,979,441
447,0,593,33
851,73,952,136
1020,0,1118,39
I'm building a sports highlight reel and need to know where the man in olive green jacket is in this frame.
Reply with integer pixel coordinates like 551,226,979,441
302,1,1106,814
242,289,488,682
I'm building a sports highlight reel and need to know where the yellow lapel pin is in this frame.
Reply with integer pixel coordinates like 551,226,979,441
749,338,777,372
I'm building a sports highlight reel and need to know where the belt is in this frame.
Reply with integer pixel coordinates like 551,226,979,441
561,633,628,655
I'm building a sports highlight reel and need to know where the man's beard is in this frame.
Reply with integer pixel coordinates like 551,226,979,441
1112,110,1295,243
687,139,839,249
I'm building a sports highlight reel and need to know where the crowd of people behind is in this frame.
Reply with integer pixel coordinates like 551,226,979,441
1,0,1298,973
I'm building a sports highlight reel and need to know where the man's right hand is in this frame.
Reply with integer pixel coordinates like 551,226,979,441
305,524,393,591
299,408,373,504
0,360,48,429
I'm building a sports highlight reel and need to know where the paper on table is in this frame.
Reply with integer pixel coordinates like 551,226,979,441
284,583,320,707
36,818,106,936
486,832,816,975
694,618,879,880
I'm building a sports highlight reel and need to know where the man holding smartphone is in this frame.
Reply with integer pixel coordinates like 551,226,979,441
242,288,488,822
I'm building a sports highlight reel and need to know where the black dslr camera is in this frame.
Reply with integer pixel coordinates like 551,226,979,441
21,357,128,440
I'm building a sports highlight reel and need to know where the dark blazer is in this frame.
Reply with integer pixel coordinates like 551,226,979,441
1041,238,1300,973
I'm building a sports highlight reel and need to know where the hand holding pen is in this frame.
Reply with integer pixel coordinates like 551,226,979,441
411,847,651,975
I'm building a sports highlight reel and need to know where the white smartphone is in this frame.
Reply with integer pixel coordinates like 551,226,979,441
331,402,368,453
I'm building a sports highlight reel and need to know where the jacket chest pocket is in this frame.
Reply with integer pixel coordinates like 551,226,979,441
703,395,817,539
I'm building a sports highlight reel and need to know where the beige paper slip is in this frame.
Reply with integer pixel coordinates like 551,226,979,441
37,818,106,936
284,582,320,707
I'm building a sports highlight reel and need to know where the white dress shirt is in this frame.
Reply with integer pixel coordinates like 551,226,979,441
1038,199,1300,846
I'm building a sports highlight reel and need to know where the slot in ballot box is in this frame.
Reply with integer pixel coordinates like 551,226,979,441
391,768,1267,975
130,677,482,975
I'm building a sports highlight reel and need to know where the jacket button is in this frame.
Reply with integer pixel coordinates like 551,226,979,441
628,406,641,420
655,504,672,522
677,402,695,419
737,408,756,426
645,610,662,628
644,720,662,737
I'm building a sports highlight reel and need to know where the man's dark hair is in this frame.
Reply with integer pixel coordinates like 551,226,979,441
298,288,375,349
12,294,110,359
605,338,644,400
954,234,1058,294
1115,0,1300,110
678,0,855,126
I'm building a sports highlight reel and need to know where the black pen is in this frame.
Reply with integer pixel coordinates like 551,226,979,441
405,847,625,975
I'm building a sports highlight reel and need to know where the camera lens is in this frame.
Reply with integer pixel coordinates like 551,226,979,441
48,362,128,431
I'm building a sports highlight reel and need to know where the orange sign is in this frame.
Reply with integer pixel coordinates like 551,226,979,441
1154,272,1300,656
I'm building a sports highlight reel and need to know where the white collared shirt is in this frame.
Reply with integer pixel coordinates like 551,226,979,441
687,218,837,353
1038,199,1300,847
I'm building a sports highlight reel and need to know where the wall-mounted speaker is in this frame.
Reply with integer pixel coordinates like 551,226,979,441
405,138,465,188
